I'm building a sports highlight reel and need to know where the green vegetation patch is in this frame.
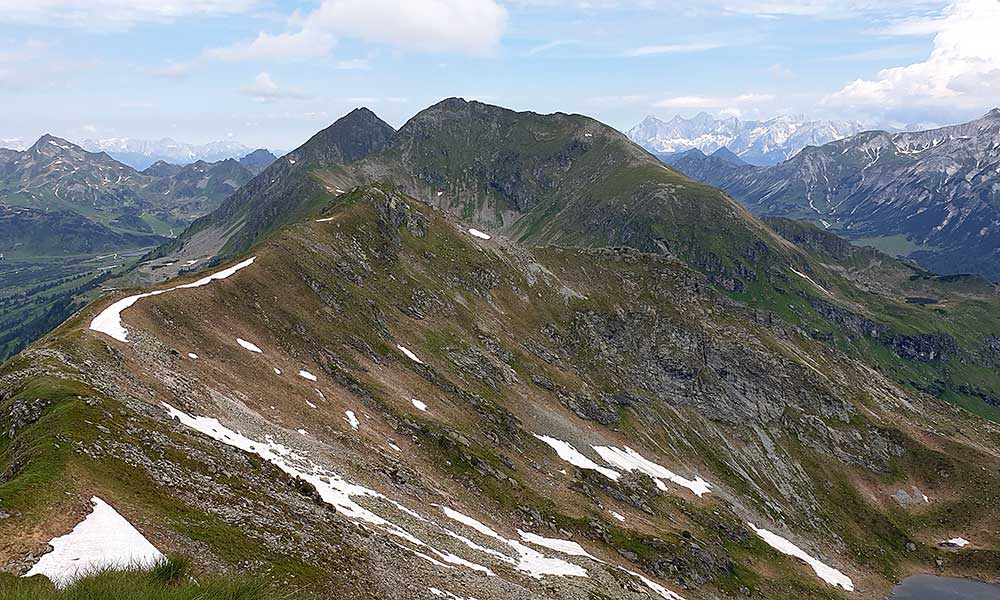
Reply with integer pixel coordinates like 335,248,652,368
0,555,276,600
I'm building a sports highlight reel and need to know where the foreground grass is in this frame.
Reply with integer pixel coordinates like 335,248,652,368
0,556,275,600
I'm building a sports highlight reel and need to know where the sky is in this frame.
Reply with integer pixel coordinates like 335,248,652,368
1,0,999,151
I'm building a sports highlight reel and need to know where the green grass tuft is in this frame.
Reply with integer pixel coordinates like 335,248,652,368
0,556,276,600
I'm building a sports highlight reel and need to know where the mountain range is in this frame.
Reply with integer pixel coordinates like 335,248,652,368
0,135,276,252
664,109,1000,280
0,137,275,361
147,100,784,291
2,100,1000,600
79,137,271,170
627,113,866,166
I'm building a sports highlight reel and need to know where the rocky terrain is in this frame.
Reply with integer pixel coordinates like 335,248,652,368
3,102,1000,599
665,109,1000,281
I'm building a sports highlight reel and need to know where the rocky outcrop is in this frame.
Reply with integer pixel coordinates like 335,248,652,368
809,297,958,361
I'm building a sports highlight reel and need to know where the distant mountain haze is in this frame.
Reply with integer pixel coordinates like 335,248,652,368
79,137,271,170
628,112,866,166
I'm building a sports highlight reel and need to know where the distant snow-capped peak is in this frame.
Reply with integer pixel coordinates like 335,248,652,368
80,137,255,169
627,112,866,166
0,137,27,151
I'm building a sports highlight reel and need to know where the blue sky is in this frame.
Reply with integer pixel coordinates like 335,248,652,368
1,1,998,151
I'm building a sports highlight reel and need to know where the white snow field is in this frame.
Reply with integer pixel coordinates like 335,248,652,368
23,497,163,587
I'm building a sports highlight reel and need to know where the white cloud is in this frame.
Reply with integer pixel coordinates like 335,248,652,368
150,61,193,80
715,1,941,17
0,40,92,90
526,40,579,56
208,0,507,62
625,42,725,56
240,72,306,102
0,0,259,28
335,58,370,70
653,93,775,109
826,0,1000,109
208,29,336,62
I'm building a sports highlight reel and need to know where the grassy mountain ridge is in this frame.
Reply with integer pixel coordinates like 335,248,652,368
346,98,796,289
142,108,395,276
3,186,998,599
132,101,1000,419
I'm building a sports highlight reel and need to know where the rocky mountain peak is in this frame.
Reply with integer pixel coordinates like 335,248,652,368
31,134,81,153
296,106,395,166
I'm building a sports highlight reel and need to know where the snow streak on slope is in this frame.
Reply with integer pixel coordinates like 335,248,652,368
237,338,263,353
90,257,257,342
438,506,588,578
24,497,163,587
748,523,854,591
519,531,594,558
344,410,360,430
533,434,621,480
592,446,712,497
397,344,424,364
162,403,619,582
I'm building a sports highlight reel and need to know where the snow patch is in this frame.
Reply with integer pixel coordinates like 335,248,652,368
439,506,587,578
467,228,491,240
236,338,263,353
411,398,428,412
533,434,620,481
941,537,970,548
592,446,711,497
748,523,854,591
789,267,831,296
23,497,163,587
429,587,468,600
298,370,317,381
397,344,424,364
187,353,198,359
519,531,594,559
344,410,359,430
163,404,493,575
90,257,256,342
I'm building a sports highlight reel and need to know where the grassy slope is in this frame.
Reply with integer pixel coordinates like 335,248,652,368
0,254,132,362
749,218,1000,422
1,556,270,599
4,187,997,599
